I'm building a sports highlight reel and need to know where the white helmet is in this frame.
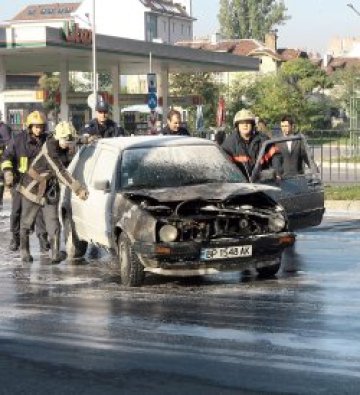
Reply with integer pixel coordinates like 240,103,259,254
54,121,77,141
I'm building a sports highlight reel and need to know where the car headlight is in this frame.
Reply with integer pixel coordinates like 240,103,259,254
269,214,286,232
159,224,178,242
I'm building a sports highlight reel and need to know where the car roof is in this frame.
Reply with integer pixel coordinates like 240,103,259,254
97,135,215,151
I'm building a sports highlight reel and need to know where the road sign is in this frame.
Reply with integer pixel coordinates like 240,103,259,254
147,92,157,110
147,73,157,93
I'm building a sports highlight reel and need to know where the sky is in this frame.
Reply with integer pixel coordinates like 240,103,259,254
1,0,360,54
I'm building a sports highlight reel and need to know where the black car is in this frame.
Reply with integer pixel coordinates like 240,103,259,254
60,136,297,286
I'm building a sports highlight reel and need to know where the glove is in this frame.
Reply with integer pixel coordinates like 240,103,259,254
76,187,89,201
4,171,14,187
80,134,98,144
88,135,98,143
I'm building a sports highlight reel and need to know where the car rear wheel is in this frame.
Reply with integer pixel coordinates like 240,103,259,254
64,214,88,259
256,258,281,278
118,233,145,287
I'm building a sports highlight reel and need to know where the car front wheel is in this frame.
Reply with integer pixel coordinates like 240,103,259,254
64,214,88,259
118,233,145,287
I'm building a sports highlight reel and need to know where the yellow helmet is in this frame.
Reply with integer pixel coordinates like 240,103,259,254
233,109,255,126
26,111,46,127
54,121,77,141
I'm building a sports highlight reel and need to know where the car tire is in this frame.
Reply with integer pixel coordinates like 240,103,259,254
256,258,281,278
64,214,88,259
118,233,145,287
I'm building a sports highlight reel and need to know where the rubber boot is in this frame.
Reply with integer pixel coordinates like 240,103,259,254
50,233,67,264
9,233,20,252
38,233,50,253
20,230,33,263
0,185,4,207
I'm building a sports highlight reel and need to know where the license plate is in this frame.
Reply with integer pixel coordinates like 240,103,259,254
200,245,252,261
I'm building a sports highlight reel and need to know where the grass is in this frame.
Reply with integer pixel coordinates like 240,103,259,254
325,185,360,200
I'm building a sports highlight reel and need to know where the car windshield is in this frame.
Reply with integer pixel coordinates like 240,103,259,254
120,144,247,190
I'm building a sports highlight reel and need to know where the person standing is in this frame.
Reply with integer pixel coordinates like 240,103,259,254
18,121,89,264
222,109,281,180
1,111,50,252
278,115,310,178
160,109,190,136
81,101,125,141
0,120,12,207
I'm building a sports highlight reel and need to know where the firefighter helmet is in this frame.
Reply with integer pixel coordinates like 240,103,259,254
233,109,255,126
54,121,77,141
26,111,47,127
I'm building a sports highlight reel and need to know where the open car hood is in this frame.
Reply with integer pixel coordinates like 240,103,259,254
123,182,280,203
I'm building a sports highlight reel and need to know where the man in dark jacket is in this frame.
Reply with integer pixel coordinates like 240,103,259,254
81,101,125,141
0,120,12,206
277,115,310,178
18,121,88,264
222,109,281,180
1,111,49,252
160,109,190,136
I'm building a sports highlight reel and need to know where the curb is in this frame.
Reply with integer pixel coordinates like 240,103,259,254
325,200,360,214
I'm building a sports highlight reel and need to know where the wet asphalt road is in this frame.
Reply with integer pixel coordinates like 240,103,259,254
1,202,360,394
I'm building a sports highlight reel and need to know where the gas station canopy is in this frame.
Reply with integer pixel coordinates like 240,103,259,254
0,25,259,74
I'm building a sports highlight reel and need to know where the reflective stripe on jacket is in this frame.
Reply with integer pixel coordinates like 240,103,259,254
0,131,47,180
18,136,82,205
222,130,281,178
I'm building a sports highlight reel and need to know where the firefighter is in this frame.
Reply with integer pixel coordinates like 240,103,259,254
18,121,88,264
222,109,281,180
0,120,12,207
1,111,50,252
80,100,125,142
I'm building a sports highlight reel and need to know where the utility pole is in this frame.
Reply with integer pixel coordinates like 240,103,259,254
91,0,97,118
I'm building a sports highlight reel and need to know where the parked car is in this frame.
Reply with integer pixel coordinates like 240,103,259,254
60,136,298,286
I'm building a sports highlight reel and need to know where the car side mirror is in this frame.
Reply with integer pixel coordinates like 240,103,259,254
93,179,110,192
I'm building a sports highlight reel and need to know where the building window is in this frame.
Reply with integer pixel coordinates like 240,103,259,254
181,24,184,34
173,22,175,33
146,14,157,41
163,20,167,32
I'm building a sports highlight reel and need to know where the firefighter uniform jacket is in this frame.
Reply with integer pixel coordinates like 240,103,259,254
81,118,125,138
1,131,47,183
222,130,281,179
18,136,82,205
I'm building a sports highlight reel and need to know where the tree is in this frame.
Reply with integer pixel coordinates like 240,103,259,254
330,65,360,115
218,0,289,41
281,58,332,95
227,59,334,130
38,73,61,114
169,73,221,129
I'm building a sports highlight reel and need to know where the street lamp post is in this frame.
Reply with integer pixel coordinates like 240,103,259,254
91,0,97,118
73,2,97,118
347,3,360,17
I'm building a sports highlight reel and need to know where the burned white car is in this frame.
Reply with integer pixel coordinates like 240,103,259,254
60,136,295,286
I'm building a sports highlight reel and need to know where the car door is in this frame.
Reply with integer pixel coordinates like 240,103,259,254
251,135,325,231
75,146,119,247
70,145,98,240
